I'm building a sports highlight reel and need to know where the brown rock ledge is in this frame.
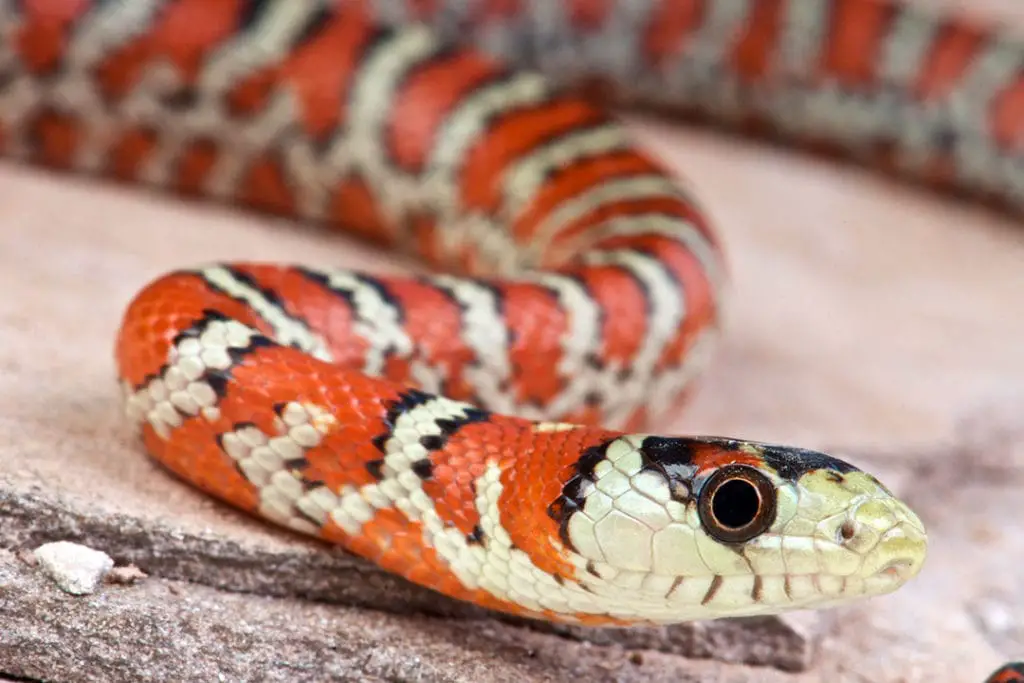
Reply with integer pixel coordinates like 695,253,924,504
0,482,818,673
1,547,814,682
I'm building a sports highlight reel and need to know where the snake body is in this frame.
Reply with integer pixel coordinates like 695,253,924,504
988,663,1024,683
10,0,1024,637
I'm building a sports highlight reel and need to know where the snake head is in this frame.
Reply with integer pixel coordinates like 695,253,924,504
551,435,927,624
693,437,929,610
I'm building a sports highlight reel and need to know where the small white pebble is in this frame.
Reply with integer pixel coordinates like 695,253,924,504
34,541,115,595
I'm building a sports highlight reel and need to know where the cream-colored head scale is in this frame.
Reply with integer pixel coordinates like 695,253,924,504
549,435,927,624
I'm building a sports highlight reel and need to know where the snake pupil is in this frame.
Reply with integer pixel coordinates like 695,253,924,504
697,465,778,544
711,479,760,529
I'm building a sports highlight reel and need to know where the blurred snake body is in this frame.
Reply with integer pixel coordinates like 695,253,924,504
18,0,1024,630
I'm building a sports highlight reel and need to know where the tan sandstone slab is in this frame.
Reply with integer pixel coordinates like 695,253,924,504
0,549,819,683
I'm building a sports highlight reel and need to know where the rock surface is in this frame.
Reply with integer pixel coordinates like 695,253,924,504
0,483,818,672
2,1,1024,680
1,548,818,683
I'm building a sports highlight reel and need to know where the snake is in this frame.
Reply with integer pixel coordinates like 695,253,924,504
988,663,1024,683
5,0,1022,673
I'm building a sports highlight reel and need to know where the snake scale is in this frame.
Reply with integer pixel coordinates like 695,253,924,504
4,0,1022,676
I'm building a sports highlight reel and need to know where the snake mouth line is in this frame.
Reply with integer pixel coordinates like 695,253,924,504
876,559,916,581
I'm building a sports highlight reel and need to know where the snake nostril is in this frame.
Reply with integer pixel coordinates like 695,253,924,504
838,519,857,543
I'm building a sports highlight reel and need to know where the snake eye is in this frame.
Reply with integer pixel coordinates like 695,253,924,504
698,465,777,544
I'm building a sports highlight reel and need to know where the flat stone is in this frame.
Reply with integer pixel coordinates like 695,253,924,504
0,550,810,683
0,482,818,671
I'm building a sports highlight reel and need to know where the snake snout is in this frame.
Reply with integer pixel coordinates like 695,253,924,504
846,496,928,590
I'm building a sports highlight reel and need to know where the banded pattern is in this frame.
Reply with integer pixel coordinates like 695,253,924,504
16,0,1024,632
398,0,1024,212
987,663,1024,683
